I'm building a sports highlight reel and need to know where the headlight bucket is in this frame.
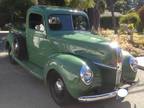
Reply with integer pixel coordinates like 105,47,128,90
80,65,93,85
129,57,138,72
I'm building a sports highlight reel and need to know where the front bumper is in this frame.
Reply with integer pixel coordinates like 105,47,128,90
78,90,117,102
78,83,137,102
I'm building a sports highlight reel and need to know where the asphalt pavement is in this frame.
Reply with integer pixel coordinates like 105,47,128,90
0,33,144,108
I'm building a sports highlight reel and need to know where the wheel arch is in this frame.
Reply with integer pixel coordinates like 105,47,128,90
46,69,58,82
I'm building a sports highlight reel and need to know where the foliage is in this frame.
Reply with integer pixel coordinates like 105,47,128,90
98,0,106,13
119,23,135,34
0,0,35,25
100,29,144,56
64,0,95,9
114,0,127,13
119,12,141,28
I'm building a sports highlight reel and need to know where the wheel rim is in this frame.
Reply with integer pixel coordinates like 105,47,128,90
50,77,65,101
54,78,64,94
14,41,19,55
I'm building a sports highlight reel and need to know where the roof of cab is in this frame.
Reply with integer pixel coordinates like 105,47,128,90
28,5,87,15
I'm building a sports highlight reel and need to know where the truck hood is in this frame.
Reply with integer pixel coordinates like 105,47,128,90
50,31,118,66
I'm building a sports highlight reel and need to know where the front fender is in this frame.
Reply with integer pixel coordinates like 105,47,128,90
121,50,137,83
43,54,92,98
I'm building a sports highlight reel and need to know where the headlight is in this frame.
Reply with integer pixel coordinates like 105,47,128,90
129,57,138,72
80,65,93,85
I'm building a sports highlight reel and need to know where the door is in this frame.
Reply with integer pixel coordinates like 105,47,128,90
26,13,48,67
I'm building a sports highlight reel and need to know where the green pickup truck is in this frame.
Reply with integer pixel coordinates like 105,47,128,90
6,5,138,105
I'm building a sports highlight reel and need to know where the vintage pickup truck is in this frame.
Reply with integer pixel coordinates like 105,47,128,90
6,5,138,105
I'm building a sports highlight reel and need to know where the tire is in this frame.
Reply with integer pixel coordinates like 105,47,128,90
48,72,73,106
8,46,16,64
13,35,27,60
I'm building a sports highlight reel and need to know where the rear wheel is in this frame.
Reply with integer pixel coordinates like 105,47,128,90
8,46,16,64
48,72,73,106
12,35,27,60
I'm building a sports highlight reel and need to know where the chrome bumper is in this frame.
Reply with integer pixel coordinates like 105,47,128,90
78,91,117,102
78,84,133,102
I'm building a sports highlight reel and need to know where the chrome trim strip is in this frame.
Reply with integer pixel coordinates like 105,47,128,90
93,62,117,70
78,91,117,102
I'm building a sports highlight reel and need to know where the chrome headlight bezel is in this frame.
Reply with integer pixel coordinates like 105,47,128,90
129,57,138,72
80,65,93,85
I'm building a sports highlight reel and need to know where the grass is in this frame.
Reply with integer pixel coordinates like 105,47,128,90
100,29,144,57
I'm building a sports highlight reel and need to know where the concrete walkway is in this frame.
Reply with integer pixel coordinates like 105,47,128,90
137,57,144,66
137,57,144,70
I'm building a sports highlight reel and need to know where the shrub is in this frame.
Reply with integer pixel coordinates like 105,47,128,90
114,0,127,13
119,12,141,29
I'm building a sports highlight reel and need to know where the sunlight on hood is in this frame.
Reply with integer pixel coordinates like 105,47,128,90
109,41,119,48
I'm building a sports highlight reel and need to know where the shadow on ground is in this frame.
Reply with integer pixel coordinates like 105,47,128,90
62,100,134,108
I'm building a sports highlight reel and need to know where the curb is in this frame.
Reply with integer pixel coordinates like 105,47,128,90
136,57,144,71
0,31,9,33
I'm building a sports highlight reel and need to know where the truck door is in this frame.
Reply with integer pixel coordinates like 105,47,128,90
26,13,47,67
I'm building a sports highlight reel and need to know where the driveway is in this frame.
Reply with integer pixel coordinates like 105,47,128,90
0,33,144,108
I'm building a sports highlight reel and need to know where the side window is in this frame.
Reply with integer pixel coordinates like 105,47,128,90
48,15,73,31
73,15,89,31
29,13,45,31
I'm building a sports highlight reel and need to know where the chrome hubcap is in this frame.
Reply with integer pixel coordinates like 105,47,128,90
55,79,64,93
15,43,19,51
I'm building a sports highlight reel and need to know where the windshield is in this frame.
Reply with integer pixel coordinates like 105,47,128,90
48,14,89,31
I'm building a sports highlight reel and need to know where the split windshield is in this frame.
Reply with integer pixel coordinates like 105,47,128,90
48,14,89,31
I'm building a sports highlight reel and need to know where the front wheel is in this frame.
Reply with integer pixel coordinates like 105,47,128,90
48,72,73,106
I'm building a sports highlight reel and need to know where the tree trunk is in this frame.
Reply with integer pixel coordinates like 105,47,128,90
93,5,100,31
87,0,100,32
87,8,93,29
109,0,117,34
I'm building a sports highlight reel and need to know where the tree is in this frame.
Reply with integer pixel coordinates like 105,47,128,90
64,0,95,9
0,0,35,24
114,0,127,13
